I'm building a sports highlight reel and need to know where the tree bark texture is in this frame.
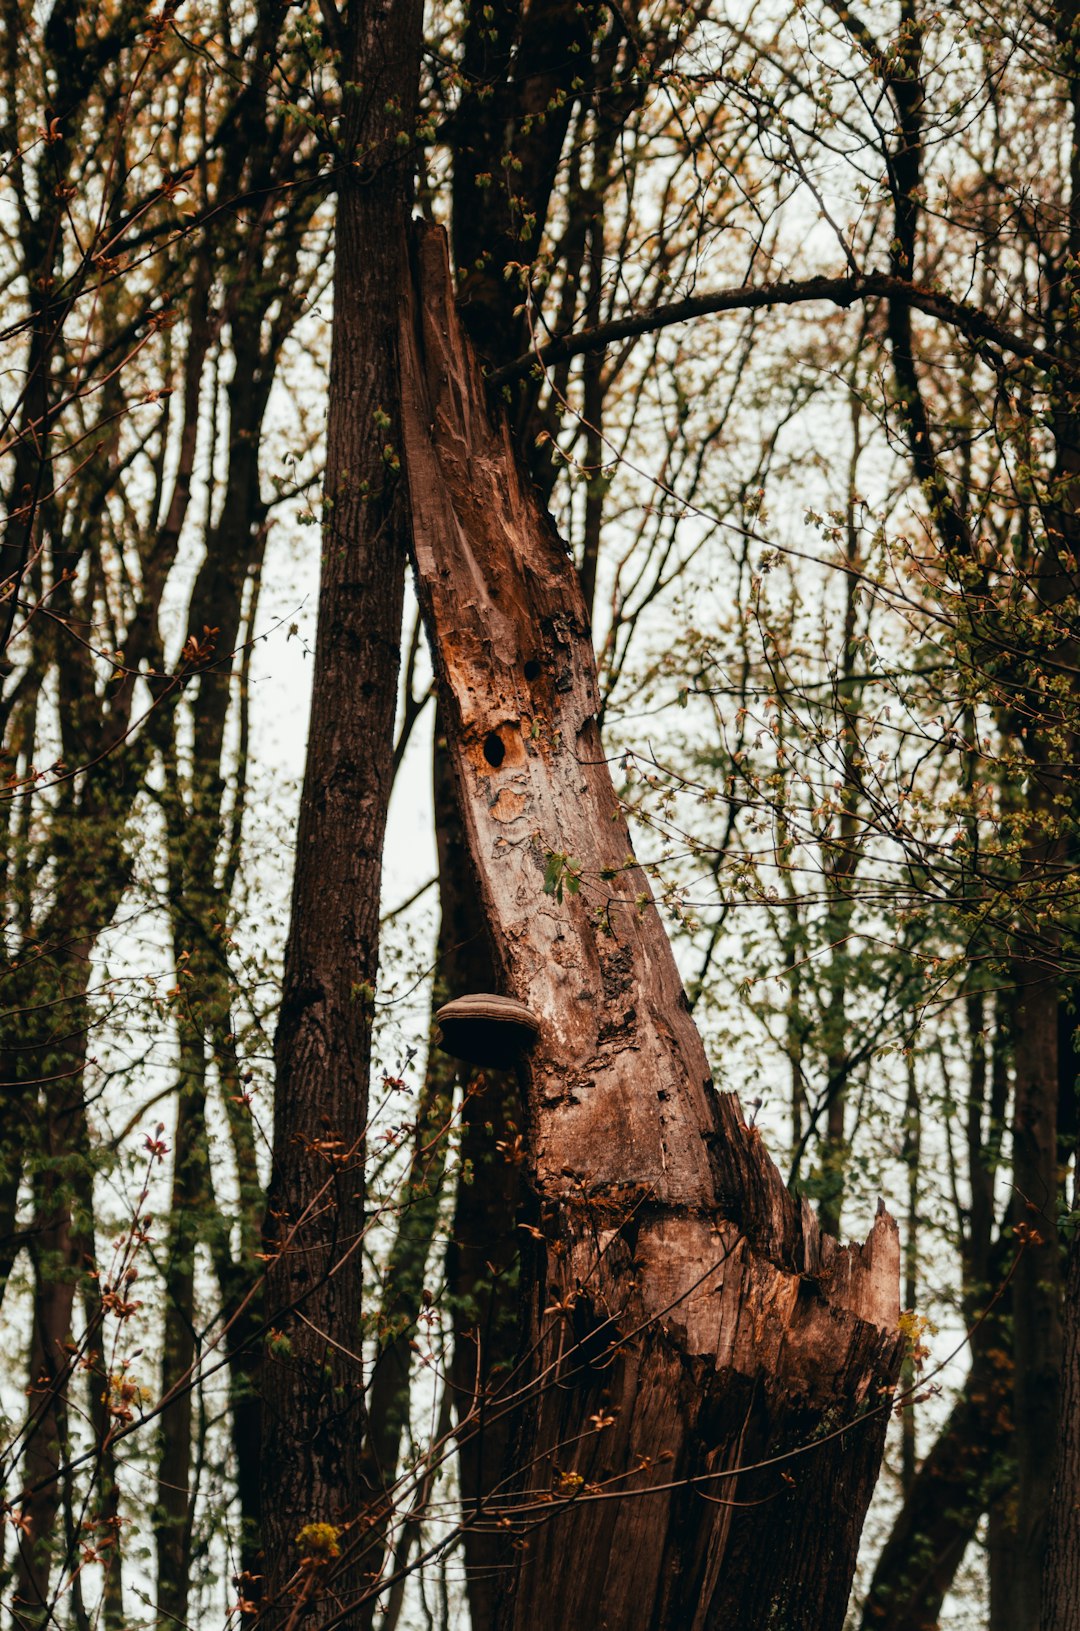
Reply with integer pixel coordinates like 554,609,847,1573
259,0,422,1619
399,220,902,1631
1007,954,1062,1629
860,1251,1014,1631
1043,1208,1080,1631
432,724,524,1631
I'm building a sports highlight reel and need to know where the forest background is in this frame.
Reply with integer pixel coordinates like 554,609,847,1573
1,0,1078,1627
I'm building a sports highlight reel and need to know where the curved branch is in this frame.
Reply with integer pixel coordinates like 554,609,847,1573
488,273,1077,388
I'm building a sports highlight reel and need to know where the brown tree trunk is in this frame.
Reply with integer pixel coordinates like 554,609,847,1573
154,1033,206,1630
258,0,422,1621
11,980,92,1629
862,1368,1013,1631
1043,1202,1080,1631
860,1230,1014,1631
1006,951,1062,1628
358,724,524,1627
433,725,524,1631
1031,14,1080,1622
400,220,901,1631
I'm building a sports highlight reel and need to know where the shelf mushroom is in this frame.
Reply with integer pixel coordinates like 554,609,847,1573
434,992,540,1069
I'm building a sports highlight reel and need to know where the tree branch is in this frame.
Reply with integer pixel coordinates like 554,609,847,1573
488,273,1079,388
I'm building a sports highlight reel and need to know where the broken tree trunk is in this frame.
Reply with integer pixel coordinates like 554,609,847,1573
399,221,902,1631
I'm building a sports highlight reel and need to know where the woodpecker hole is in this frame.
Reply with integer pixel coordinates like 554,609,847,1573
483,731,506,767
523,658,541,681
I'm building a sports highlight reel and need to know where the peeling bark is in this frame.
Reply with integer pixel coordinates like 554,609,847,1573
399,221,901,1631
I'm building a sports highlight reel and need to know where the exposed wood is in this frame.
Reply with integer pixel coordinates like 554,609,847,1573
399,220,902,1631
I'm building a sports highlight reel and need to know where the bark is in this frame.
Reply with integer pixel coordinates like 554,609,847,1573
1006,952,1062,1627
258,0,422,1620
862,1365,1013,1631
153,1035,207,1629
452,0,595,375
359,1043,455,1622
399,220,901,1631
1042,1205,1080,1631
860,1231,1014,1631
10,983,93,1628
1044,1002,1080,1631
432,725,524,1631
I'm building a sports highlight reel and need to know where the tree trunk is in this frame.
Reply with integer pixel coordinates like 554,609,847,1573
860,1231,1014,1631
154,1034,206,1630
433,725,524,1631
399,220,901,1631
258,0,422,1621
1007,952,1062,1628
1043,1201,1080,1631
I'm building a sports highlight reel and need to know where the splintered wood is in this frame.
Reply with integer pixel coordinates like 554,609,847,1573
400,220,902,1631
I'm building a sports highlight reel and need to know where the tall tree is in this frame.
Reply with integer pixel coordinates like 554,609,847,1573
399,219,901,1631
258,0,422,1620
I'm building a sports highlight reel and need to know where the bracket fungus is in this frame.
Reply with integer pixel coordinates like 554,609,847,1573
434,992,540,1069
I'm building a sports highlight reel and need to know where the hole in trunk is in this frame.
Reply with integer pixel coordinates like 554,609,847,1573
523,658,541,681
483,731,506,767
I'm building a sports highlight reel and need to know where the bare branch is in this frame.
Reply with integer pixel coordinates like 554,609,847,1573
489,272,1075,388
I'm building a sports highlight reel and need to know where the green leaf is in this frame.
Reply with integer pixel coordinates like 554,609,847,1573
543,850,566,896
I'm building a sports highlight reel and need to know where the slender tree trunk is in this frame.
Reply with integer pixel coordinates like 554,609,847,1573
13,1227,80,1627
862,986,1013,1627
154,1034,207,1629
400,220,900,1631
899,1046,920,1493
358,1046,454,1627
1033,11,1080,1621
11,975,91,1628
862,1366,1014,1631
431,726,524,1631
259,0,422,1620
1042,1191,1080,1631
1008,951,1062,1627
861,1231,1014,1631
